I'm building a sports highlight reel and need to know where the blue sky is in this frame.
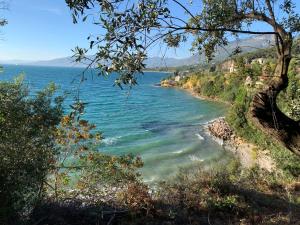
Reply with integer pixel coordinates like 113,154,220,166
0,0,299,61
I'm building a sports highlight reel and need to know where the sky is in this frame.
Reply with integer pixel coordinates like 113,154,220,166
0,0,299,61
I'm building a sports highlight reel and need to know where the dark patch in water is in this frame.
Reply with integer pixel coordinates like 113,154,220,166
141,121,196,134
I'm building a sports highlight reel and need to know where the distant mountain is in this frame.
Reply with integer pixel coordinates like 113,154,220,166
0,59,33,65
0,57,87,68
144,34,274,68
1,34,274,68
28,57,84,67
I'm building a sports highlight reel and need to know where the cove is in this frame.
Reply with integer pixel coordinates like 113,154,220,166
1,65,230,181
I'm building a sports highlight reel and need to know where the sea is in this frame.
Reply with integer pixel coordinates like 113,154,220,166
1,65,230,182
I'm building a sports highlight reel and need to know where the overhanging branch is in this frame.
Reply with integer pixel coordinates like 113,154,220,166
166,26,278,35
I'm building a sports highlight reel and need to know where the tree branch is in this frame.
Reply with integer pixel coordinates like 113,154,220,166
170,0,197,22
265,0,282,55
166,25,278,35
240,12,285,46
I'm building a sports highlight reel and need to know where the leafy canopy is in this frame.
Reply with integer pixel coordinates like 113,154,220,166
66,0,300,86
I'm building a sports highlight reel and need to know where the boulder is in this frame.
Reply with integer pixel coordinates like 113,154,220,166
208,118,233,140
161,80,177,87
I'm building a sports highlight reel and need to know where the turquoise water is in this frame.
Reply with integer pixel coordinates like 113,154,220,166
1,65,229,181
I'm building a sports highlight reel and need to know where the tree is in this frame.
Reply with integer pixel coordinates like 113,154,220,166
65,0,300,156
0,78,64,223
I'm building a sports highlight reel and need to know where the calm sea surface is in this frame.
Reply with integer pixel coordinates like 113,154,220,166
1,65,230,181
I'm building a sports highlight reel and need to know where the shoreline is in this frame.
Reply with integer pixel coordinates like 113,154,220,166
203,117,275,171
143,70,172,73
181,87,231,105
160,80,230,105
160,82,275,171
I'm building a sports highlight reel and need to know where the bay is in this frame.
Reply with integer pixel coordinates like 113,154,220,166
1,65,230,181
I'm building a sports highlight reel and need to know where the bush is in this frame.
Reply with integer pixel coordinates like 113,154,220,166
0,77,64,223
0,78,144,224
202,80,216,96
46,102,144,204
155,160,300,225
226,86,250,132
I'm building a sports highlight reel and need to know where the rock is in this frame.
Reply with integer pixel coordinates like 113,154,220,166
160,79,177,87
206,117,276,172
208,118,233,141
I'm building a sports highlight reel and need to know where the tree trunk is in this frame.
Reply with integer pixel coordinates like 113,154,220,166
249,35,300,156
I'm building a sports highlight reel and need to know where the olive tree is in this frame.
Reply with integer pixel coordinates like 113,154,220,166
65,0,300,155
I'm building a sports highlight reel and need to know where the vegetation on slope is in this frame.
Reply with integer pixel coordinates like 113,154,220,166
1,74,299,225
29,160,300,225
1,0,300,224
163,46,300,178
0,78,143,225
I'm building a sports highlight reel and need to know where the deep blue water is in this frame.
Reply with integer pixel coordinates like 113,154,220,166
1,65,229,181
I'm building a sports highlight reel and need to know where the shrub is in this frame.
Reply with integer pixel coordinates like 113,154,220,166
202,80,216,96
0,78,144,224
47,102,144,204
0,77,64,223
155,160,300,225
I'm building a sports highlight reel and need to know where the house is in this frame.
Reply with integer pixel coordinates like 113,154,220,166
174,75,182,82
218,59,236,73
174,71,190,82
251,58,266,65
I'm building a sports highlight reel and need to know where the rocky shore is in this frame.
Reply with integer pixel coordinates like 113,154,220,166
205,118,275,172
160,79,177,87
160,79,230,104
160,78,276,171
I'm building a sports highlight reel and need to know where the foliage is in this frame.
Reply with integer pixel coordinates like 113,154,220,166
179,67,248,103
0,78,144,224
47,101,144,204
175,50,300,177
277,58,300,121
233,46,276,63
224,82,300,178
28,159,300,225
155,160,299,224
0,78,64,223
65,0,300,84
117,182,153,215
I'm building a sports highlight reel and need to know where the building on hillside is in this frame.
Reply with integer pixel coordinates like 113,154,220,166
218,59,236,73
174,75,182,82
174,71,190,82
251,58,266,65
